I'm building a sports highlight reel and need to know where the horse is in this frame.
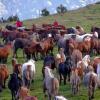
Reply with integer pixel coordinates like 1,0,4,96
44,66,59,100
97,63,100,87
71,49,82,67
0,43,12,63
91,26,100,39
18,86,38,100
0,64,9,92
8,73,22,100
92,57,100,73
12,38,32,58
90,37,100,55
75,55,91,79
70,69,81,95
54,95,68,100
83,70,98,100
88,74,96,100
58,56,73,85
23,41,39,60
38,37,54,57
42,54,56,78
22,59,36,88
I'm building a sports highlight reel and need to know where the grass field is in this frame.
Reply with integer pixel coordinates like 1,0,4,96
0,3,100,100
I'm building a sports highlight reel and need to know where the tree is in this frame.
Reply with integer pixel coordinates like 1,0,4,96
41,8,50,16
56,4,67,14
7,14,19,22
13,14,19,21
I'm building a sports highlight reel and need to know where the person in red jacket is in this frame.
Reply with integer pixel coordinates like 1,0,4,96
16,20,23,27
53,20,59,27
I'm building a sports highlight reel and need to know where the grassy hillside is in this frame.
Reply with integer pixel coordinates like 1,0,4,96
0,3,100,31
23,3,100,31
0,3,100,100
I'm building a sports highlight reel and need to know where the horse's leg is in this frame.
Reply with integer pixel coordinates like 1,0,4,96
91,87,95,99
3,78,6,88
59,73,62,85
32,52,37,61
11,91,14,100
64,75,67,85
48,93,51,100
68,70,71,81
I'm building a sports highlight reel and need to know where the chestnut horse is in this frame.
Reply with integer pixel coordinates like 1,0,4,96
38,37,54,58
0,43,12,63
0,64,9,92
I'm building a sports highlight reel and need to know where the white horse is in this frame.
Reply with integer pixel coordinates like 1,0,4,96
22,59,36,83
77,55,90,69
44,66,59,100
64,33,93,42
54,95,68,100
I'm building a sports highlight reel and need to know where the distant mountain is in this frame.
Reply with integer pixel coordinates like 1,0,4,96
0,0,100,20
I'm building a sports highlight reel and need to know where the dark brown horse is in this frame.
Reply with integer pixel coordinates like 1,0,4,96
12,38,32,58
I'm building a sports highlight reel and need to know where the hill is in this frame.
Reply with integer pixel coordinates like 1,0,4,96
23,3,100,32
0,3,100,32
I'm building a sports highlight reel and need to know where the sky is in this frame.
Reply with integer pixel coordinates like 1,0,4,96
0,0,99,20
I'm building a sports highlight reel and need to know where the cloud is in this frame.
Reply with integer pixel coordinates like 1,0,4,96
47,0,52,6
0,2,8,16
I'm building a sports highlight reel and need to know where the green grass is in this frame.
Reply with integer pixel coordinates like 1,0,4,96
0,47,100,100
0,3,100,100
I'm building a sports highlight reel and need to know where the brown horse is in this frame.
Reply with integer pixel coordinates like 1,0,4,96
39,37,54,57
18,86,38,100
71,49,82,67
91,37,100,55
0,64,9,91
23,41,39,60
0,43,12,63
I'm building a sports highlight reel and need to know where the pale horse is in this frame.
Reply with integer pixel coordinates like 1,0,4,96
77,55,91,74
97,63,100,86
44,66,59,100
22,59,36,84
83,66,98,88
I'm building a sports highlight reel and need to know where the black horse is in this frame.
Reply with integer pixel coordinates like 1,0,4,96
42,54,56,78
13,38,31,58
8,73,22,100
58,56,73,85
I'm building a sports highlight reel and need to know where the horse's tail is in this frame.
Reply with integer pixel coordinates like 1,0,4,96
52,78,59,96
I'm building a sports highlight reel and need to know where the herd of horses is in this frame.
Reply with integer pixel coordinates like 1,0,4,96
0,23,100,100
